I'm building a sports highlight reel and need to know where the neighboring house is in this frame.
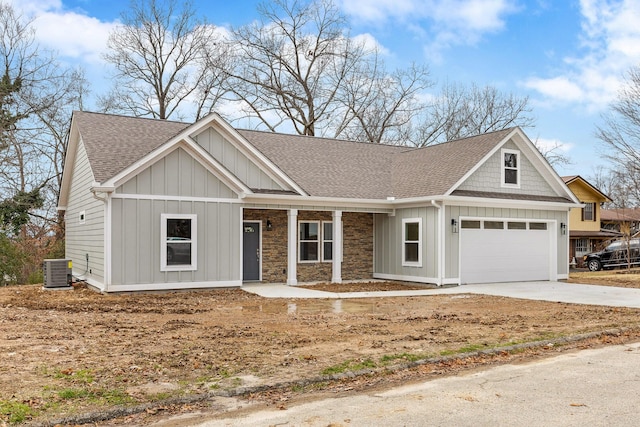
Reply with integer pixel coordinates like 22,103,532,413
58,111,580,292
601,208,640,236
562,175,618,265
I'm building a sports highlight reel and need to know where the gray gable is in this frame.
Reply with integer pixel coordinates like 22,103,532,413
390,129,514,199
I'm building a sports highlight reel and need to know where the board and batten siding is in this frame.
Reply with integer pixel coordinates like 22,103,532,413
444,205,569,280
117,147,237,198
373,206,439,282
194,127,285,191
65,139,105,287
458,141,556,197
111,146,242,289
110,199,241,287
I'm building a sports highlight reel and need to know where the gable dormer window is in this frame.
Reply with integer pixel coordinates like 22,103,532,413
501,149,520,188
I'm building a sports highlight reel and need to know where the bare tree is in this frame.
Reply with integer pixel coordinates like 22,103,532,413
414,82,535,147
0,3,88,281
221,0,363,136
596,65,640,183
101,0,226,120
334,62,432,144
532,137,571,168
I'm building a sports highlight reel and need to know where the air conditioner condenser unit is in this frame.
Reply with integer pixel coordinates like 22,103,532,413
43,259,73,289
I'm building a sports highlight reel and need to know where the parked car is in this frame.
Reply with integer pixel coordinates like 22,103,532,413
583,239,640,271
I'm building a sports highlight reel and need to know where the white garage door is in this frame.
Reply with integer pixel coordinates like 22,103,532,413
460,220,551,284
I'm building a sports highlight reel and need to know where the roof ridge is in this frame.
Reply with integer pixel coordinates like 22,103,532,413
237,128,412,150
74,110,190,126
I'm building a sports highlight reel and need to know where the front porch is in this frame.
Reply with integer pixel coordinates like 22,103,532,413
243,208,374,285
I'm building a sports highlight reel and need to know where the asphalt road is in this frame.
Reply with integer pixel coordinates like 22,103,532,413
193,341,640,427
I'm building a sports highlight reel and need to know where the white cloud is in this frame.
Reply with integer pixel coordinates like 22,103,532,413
7,0,117,64
340,0,519,56
352,33,390,55
535,137,574,154
524,0,640,111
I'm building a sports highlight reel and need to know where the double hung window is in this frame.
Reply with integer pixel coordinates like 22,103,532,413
161,214,197,271
502,149,520,187
402,218,422,267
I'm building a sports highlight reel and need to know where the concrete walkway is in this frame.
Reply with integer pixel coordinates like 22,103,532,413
242,281,640,308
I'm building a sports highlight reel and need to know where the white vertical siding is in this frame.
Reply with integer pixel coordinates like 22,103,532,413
110,147,242,289
374,206,439,280
64,139,105,287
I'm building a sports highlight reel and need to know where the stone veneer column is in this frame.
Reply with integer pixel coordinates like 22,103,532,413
287,209,298,285
332,210,342,283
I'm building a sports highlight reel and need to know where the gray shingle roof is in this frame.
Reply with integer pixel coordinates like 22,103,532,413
391,129,514,198
238,129,408,199
72,111,523,200
73,111,190,183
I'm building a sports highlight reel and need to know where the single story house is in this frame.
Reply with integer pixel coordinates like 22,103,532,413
58,111,581,292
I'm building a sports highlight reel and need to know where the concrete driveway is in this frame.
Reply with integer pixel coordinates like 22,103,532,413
243,281,640,308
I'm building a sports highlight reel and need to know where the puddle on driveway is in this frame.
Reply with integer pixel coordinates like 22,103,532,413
243,299,379,314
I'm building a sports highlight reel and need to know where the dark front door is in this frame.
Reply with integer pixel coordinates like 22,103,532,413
243,221,260,281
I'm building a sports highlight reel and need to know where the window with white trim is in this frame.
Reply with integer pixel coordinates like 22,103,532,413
298,221,319,262
322,221,333,262
576,238,589,253
161,214,197,271
501,149,520,187
402,218,422,267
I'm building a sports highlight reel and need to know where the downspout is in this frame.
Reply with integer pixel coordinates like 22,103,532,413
430,200,443,286
90,186,114,292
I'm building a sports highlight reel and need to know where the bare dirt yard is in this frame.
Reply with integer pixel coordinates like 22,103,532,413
2,271,640,425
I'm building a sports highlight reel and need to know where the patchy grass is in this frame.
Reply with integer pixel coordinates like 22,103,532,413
0,400,34,424
321,359,377,376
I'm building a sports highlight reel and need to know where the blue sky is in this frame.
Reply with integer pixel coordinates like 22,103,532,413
10,0,640,178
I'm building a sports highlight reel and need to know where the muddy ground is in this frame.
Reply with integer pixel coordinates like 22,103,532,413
2,271,640,425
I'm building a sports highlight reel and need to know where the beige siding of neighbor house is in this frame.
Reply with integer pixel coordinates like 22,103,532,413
458,141,556,197
566,180,602,232
445,205,569,280
65,139,105,286
111,147,241,288
373,206,439,282
194,127,285,191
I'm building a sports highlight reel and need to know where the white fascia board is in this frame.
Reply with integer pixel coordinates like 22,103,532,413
243,192,394,211
442,194,582,210
209,114,308,196
101,137,251,196
443,127,581,205
508,129,581,204
58,117,83,209
90,182,116,193
244,192,581,212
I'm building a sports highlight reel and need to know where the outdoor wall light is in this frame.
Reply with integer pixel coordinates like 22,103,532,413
266,219,273,231
560,222,566,235
451,218,458,233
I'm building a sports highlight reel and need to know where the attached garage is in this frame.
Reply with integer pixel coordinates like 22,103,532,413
459,219,554,284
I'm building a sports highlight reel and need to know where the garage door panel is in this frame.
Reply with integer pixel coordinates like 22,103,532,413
461,224,550,284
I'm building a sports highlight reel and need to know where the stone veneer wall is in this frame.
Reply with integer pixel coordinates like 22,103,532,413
242,209,373,283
